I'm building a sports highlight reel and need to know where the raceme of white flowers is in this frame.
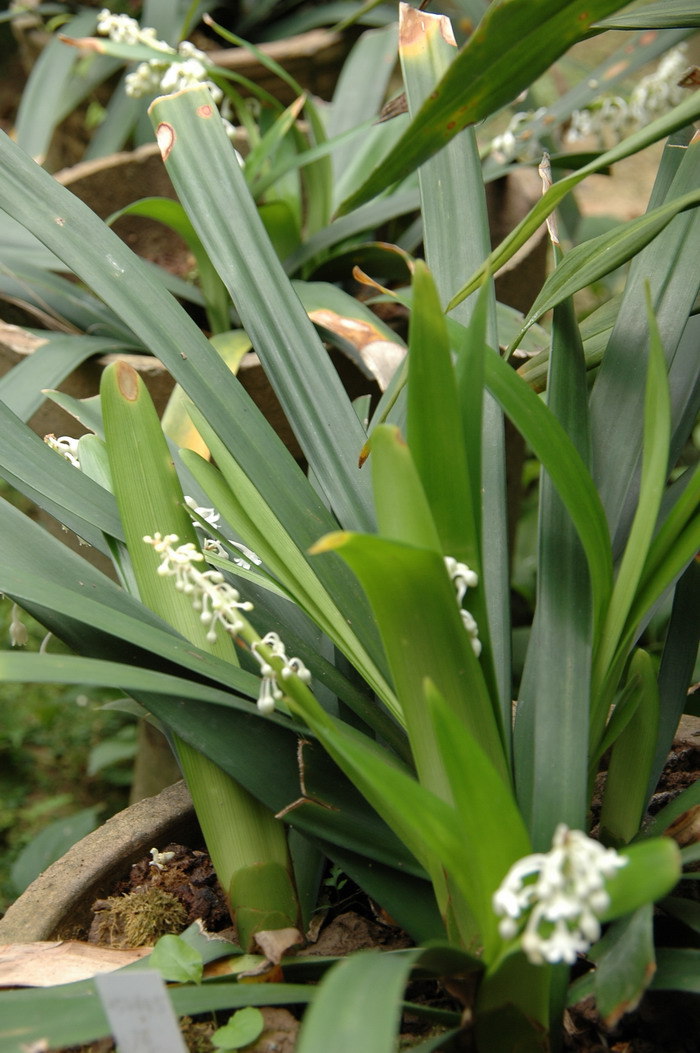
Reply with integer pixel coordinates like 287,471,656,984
144,533,309,713
493,824,628,965
44,433,80,469
144,532,254,641
96,9,223,102
490,45,688,163
444,556,481,656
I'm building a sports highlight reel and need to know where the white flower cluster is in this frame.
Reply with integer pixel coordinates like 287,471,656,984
490,46,689,162
144,532,253,642
444,556,481,656
567,45,688,146
493,824,628,965
251,631,311,715
96,9,222,102
184,497,261,569
44,433,80,469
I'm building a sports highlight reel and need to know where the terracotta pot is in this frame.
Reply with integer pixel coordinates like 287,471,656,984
0,782,197,943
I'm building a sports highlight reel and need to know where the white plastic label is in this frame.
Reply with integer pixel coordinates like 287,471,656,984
95,969,188,1053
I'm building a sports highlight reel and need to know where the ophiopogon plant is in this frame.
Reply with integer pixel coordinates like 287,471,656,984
1,2,700,1051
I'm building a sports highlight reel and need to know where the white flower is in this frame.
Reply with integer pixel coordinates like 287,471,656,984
251,631,311,715
144,532,253,643
97,11,221,101
493,824,628,965
184,497,261,568
44,433,80,469
9,603,28,647
444,557,481,656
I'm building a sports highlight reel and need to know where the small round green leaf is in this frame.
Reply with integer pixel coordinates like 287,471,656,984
212,1007,265,1049
149,934,203,985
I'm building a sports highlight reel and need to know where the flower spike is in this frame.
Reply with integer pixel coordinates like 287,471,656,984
144,533,253,642
493,824,628,965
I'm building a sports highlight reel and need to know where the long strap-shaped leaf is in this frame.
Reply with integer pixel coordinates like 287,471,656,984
148,87,374,533
337,0,631,215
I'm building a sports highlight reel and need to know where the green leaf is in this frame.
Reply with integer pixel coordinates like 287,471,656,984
425,682,531,954
313,532,507,780
592,293,672,733
647,559,700,795
481,350,613,634
589,905,656,1028
10,807,100,894
652,949,700,993
599,652,660,846
179,433,397,723
369,425,442,552
0,403,121,553
149,934,204,985
589,136,700,556
212,1008,265,1050
511,189,700,350
297,950,421,1053
0,335,130,424
406,261,479,564
594,2,700,29
514,285,592,847
0,981,314,1053
603,838,681,921
337,0,632,215
148,86,373,533
108,196,230,334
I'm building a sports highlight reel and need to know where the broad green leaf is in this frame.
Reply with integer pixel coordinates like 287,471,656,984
370,425,442,552
406,261,479,563
514,284,592,848
337,0,632,215
599,652,660,846
426,682,530,956
589,906,656,1028
603,838,681,921
652,949,700,993
149,934,203,984
511,189,700,350
212,1008,264,1050
10,807,100,895
297,950,422,1053
148,86,373,533
312,532,507,780
14,11,105,163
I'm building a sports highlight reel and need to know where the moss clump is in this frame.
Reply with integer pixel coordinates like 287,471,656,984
91,885,188,947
